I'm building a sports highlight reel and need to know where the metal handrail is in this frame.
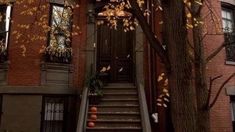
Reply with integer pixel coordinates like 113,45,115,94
76,86,89,132
138,84,152,132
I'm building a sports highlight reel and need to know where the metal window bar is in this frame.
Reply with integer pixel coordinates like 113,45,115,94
42,96,68,132
225,32,235,62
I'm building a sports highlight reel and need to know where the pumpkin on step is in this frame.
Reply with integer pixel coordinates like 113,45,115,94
90,106,97,113
88,121,95,127
90,114,97,120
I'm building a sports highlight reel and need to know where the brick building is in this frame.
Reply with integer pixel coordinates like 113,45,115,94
204,0,235,132
0,0,234,132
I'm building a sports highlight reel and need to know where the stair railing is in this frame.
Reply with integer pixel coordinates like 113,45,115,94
76,86,89,132
138,84,152,132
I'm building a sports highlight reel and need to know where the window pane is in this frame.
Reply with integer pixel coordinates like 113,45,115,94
0,5,11,48
52,6,64,26
227,11,233,20
50,5,72,47
223,20,227,30
222,10,227,18
42,97,67,132
228,21,233,31
222,9,234,33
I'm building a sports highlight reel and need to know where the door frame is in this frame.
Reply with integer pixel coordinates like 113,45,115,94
95,19,136,83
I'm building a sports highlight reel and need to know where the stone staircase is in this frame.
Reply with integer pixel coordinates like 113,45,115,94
86,83,142,132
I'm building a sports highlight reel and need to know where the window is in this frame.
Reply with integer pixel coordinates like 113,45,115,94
222,9,234,32
41,96,68,132
221,6,235,62
44,4,72,63
49,4,72,48
0,4,12,61
231,97,235,132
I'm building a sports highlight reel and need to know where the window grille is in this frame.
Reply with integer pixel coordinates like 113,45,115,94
41,96,68,132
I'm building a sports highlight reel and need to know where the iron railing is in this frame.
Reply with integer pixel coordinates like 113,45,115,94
225,32,235,62
76,87,89,132
138,84,152,132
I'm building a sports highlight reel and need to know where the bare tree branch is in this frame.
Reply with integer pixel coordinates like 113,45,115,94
206,42,226,63
206,75,223,109
195,0,206,15
128,0,171,72
209,73,235,109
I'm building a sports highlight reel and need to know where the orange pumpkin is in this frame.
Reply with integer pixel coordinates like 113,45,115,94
88,121,95,127
90,106,97,113
90,114,97,120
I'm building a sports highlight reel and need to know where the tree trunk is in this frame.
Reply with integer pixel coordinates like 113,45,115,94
162,0,197,131
129,0,198,131
192,14,210,132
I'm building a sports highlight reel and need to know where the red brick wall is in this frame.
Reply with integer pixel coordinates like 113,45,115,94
7,0,49,85
203,0,235,131
72,0,87,90
7,0,87,89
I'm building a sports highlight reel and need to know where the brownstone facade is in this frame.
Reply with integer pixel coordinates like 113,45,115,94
0,0,234,132
0,0,87,132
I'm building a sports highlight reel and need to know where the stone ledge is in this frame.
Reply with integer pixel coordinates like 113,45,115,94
225,86,235,96
41,62,73,87
225,61,235,66
0,86,79,95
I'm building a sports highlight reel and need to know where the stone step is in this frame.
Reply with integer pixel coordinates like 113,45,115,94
102,88,137,93
104,83,135,89
101,98,139,101
87,119,141,127
88,112,141,120
86,127,142,132
99,99,139,105
86,83,142,132
89,105,140,112
103,93,138,99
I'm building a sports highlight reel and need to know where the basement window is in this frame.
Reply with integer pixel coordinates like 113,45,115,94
41,96,68,132
221,6,235,62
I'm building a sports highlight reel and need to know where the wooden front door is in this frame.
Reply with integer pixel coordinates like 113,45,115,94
97,24,134,83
